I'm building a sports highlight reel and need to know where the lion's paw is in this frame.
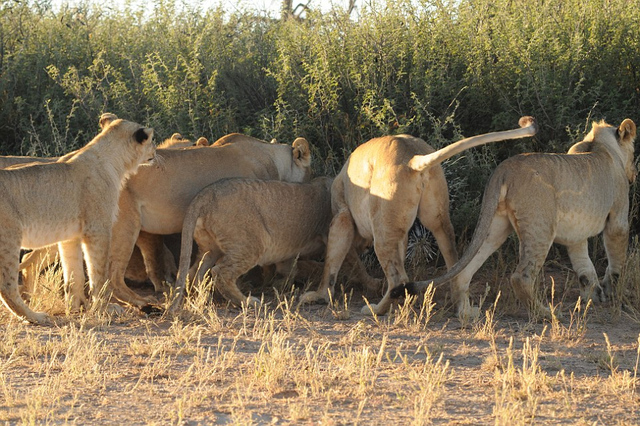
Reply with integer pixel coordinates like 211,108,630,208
28,311,54,326
299,291,330,306
153,281,172,294
68,293,89,313
244,296,261,309
360,303,379,316
457,305,480,324
106,303,126,316
142,294,159,305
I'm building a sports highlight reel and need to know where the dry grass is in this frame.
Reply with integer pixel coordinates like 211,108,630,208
1,244,639,425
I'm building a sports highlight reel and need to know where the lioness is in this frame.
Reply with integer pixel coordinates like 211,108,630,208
96,134,312,308
299,117,538,318
391,119,636,318
18,132,210,299
170,177,338,309
158,133,210,149
0,114,155,324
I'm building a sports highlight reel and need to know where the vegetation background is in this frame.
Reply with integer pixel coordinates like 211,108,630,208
1,0,639,234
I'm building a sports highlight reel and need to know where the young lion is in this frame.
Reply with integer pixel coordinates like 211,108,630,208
157,133,210,149
17,132,209,300
299,117,538,319
391,119,636,318
0,114,155,324
170,177,335,309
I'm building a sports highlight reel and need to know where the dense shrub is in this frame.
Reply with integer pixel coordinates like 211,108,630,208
1,0,639,233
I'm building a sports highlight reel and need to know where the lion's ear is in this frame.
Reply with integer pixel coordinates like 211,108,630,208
292,137,311,168
196,137,209,147
134,128,150,144
99,113,118,129
171,133,183,141
618,119,636,142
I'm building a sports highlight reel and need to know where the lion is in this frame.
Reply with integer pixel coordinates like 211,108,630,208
91,134,312,309
0,113,155,324
169,177,334,309
210,132,271,147
299,117,538,318
158,133,210,149
391,118,636,319
17,132,211,299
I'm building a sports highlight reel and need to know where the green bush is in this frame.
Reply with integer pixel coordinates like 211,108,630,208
1,0,639,234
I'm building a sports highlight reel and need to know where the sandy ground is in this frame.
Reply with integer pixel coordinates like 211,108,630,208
0,271,639,425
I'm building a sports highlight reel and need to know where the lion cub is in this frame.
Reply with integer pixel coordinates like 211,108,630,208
170,177,334,310
0,114,155,324
392,119,636,319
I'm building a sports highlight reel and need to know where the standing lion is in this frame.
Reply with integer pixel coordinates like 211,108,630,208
0,114,155,324
392,118,636,319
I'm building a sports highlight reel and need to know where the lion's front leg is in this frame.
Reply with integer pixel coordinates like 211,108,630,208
136,231,172,293
299,209,356,307
59,239,88,311
344,248,382,294
108,193,156,307
82,230,113,313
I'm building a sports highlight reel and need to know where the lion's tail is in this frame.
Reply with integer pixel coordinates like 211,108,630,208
171,202,200,312
390,171,507,298
408,116,537,172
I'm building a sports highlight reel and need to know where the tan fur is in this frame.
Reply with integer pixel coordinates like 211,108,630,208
393,119,636,320
0,156,57,169
0,114,155,324
170,177,337,309
210,132,264,147
101,134,312,307
299,117,538,316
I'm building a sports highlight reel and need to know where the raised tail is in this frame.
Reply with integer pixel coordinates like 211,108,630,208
390,170,508,299
408,116,537,171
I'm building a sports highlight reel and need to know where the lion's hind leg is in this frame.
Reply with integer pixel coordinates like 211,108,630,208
510,225,555,319
208,255,261,308
450,213,512,322
566,240,601,303
0,238,52,325
19,246,58,301
417,171,458,270
136,231,172,293
360,226,411,316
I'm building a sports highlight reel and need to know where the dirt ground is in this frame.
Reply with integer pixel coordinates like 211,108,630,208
0,269,639,425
